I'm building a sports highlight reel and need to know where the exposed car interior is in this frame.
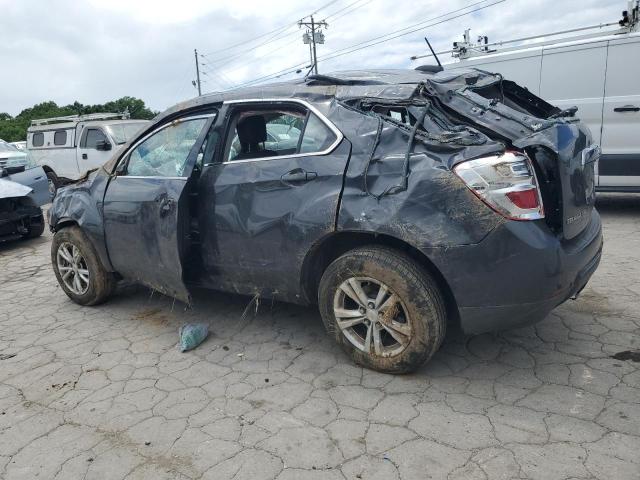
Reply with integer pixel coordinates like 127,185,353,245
224,107,335,162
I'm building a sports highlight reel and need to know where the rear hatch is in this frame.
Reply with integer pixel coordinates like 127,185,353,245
516,125,598,239
426,72,598,240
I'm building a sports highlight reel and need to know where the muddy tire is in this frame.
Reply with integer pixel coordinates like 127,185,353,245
23,213,45,239
46,171,59,198
51,226,115,306
318,246,446,373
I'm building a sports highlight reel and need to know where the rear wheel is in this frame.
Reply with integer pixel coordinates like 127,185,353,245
51,226,115,305
318,246,446,373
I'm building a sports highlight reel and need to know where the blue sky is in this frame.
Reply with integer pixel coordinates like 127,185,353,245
0,0,623,115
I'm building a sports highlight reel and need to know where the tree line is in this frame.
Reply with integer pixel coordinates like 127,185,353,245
0,97,157,142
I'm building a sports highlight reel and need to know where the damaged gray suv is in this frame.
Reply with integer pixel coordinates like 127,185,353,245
49,69,603,373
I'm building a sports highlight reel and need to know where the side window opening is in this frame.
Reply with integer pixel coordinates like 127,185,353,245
371,105,412,126
299,113,336,153
125,118,208,177
225,106,337,162
83,129,107,149
54,130,67,146
32,132,44,147
226,109,306,162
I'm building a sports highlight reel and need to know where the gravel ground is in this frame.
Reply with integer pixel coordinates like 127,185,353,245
0,194,639,480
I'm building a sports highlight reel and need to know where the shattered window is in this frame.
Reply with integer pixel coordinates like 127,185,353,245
106,122,147,145
125,118,207,177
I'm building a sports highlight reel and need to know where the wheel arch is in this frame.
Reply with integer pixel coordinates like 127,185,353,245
300,230,460,327
52,217,79,232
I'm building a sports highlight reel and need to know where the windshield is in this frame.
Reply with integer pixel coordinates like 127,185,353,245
105,122,148,145
0,141,21,153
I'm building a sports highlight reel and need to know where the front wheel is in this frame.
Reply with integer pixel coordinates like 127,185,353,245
46,171,60,198
51,226,115,305
318,246,447,374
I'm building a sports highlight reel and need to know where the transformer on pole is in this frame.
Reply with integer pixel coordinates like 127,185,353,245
299,15,327,75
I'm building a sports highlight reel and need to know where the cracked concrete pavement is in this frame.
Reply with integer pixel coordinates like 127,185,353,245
1,194,639,480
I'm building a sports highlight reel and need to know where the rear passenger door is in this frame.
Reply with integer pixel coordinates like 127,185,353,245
599,36,640,188
197,100,348,301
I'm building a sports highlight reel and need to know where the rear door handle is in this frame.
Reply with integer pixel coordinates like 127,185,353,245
280,169,318,185
82,153,88,159
613,105,640,112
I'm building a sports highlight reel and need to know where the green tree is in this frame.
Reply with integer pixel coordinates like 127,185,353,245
0,97,158,142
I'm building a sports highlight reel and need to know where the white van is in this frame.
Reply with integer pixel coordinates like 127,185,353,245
27,113,149,194
440,2,640,192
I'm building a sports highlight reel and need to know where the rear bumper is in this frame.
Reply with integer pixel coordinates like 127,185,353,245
426,209,603,334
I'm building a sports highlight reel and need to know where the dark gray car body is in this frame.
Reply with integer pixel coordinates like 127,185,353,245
49,68,603,334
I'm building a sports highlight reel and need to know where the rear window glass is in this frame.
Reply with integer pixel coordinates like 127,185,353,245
54,130,67,146
32,132,44,147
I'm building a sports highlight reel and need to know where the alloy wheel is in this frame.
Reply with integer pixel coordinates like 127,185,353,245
56,242,90,295
333,277,412,357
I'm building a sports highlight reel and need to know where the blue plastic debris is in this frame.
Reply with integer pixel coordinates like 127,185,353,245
178,323,209,352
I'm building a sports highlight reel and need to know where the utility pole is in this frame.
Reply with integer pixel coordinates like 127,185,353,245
194,48,202,96
299,15,327,75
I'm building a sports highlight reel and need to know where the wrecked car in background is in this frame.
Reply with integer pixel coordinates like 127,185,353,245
48,68,603,373
1,141,49,241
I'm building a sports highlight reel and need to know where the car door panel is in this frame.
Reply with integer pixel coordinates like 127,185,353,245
198,139,351,303
77,127,113,175
599,37,640,187
103,177,190,301
540,42,607,150
102,115,213,304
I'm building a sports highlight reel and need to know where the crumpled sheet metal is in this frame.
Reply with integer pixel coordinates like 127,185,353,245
48,169,114,271
326,94,505,249
0,179,32,199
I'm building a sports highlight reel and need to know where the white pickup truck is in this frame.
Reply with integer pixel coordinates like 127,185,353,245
27,113,149,195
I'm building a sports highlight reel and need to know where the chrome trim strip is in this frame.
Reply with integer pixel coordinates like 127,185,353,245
220,98,343,164
114,176,188,180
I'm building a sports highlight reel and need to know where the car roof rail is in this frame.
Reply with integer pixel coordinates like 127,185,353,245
30,110,131,127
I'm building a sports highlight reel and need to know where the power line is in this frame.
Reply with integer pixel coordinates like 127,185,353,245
200,0,343,59
229,60,311,89
201,34,302,84
201,22,297,58
231,0,504,90
202,24,300,65
200,2,356,90
324,0,371,22
317,0,504,65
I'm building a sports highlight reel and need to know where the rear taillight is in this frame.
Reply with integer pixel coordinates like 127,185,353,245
453,151,544,221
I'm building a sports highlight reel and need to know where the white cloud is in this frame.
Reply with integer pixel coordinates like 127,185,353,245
0,0,624,116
